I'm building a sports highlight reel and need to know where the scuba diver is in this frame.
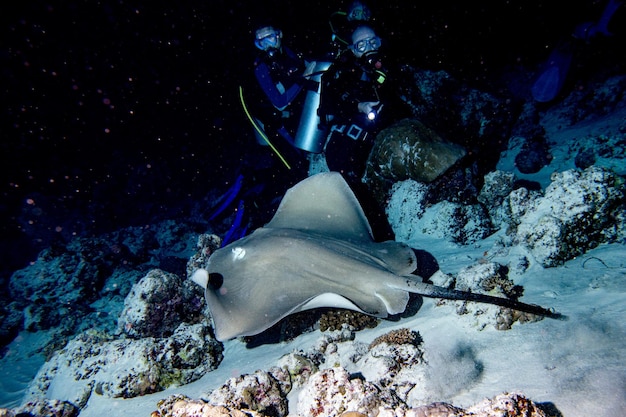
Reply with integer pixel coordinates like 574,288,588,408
242,24,332,170
320,24,409,183
328,1,373,58
253,26,309,112
239,24,316,172
319,24,410,241
225,25,332,245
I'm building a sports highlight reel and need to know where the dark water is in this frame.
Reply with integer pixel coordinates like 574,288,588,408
2,0,624,281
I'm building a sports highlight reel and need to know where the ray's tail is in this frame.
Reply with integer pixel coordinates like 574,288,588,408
405,280,565,320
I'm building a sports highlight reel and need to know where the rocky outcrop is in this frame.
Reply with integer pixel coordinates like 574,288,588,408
364,119,467,202
24,321,223,406
386,179,493,245
505,167,624,267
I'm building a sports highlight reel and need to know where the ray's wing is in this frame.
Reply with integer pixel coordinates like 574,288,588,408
266,172,374,242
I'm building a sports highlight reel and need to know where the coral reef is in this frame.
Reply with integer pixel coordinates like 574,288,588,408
173,358,547,417
2,220,202,355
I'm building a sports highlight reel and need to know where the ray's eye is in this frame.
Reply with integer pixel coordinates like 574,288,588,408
208,273,224,290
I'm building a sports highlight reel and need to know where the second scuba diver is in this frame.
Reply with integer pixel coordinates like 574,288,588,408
320,24,409,184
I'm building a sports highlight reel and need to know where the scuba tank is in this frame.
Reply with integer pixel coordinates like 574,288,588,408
293,61,332,153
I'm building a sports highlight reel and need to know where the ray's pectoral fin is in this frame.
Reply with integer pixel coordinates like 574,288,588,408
399,279,566,320
375,287,411,316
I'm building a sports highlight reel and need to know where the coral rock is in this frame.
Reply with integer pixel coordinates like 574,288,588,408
513,167,624,266
387,180,492,244
24,322,222,404
297,367,383,417
207,368,290,417
117,269,197,339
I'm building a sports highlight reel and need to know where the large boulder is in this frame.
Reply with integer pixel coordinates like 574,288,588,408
364,119,467,204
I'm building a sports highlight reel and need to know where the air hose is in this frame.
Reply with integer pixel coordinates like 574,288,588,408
238,86,291,170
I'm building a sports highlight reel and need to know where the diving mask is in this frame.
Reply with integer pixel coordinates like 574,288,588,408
255,27,283,51
351,36,381,54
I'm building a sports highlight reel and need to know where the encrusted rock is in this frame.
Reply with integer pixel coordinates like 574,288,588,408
358,333,426,388
276,352,319,387
187,233,222,278
24,322,223,404
117,269,200,339
435,262,541,330
8,238,109,332
155,395,264,417
370,328,423,350
14,398,79,417
455,262,519,298
206,368,291,417
297,367,386,417
514,137,553,174
541,74,626,129
478,170,517,227
464,391,548,416
513,167,625,266
387,180,493,244
319,310,379,333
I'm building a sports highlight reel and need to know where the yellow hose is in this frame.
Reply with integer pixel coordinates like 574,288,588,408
238,86,291,170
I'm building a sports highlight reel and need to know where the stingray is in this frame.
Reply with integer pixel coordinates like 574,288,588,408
192,172,562,341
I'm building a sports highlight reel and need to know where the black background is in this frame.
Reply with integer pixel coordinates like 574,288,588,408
2,0,625,278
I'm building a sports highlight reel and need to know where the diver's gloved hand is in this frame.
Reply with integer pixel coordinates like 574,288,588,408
357,101,380,115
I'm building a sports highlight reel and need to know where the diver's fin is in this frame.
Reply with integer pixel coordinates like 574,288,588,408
573,0,622,40
221,200,248,247
208,174,244,221
531,41,574,103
